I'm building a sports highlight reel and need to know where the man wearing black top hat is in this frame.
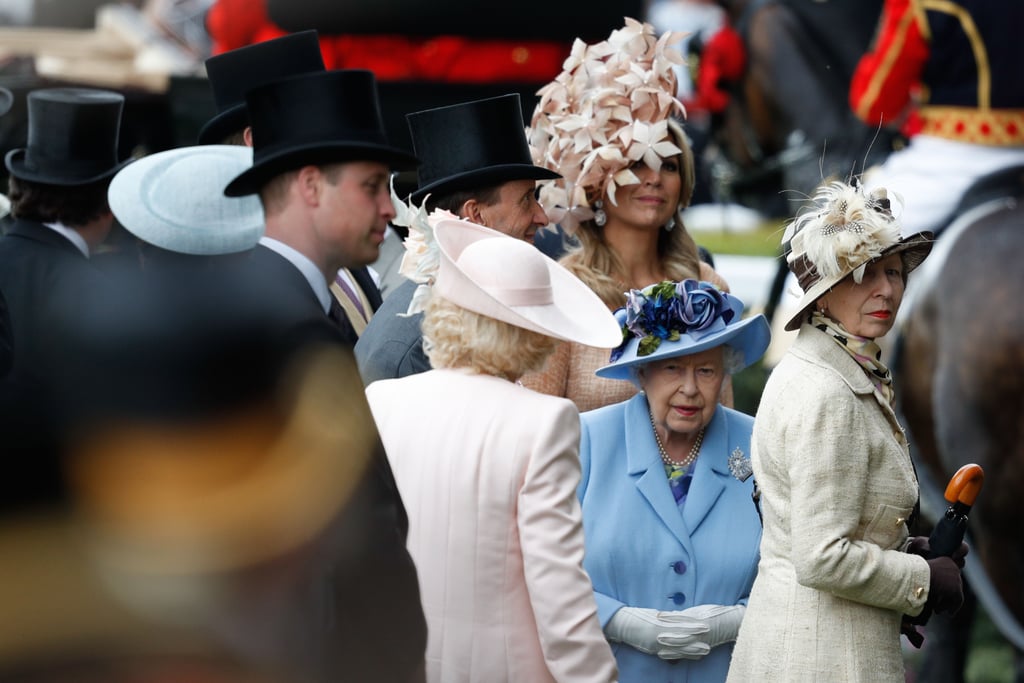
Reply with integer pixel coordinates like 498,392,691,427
224,68,427,683
0,87,127,466
202,30,384,345
355,93,560,384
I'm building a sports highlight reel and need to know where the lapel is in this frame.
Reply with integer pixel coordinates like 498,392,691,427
350,266,383,312
624,394,694,552
6,219,87,258
795,325,907,439
682,408,729,535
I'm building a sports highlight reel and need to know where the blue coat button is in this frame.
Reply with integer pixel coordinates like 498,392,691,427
670,592,686,605
671,560,687,574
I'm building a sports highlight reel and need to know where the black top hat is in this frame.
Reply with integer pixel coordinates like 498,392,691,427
5,88,127,186
224,70,419,197
198,30,325,145
0,88,12,117
408,94,560,204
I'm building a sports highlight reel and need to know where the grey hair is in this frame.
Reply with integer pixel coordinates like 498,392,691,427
723,345,746,375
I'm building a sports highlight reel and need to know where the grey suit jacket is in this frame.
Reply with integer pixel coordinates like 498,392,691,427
354,278,431,385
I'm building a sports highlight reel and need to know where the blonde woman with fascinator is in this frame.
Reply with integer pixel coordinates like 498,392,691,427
365,216,620,683
522,18,729,412
578,280,770,682
727,181,967,682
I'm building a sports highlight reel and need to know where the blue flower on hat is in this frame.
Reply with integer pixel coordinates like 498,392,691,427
674,279,734,332
611,279,730,361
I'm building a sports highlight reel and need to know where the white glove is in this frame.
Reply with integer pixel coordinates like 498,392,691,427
676,604,746,648
605,606,711,660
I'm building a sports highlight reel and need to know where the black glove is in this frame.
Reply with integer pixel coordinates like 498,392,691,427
905,536,969,569
926,556,964,615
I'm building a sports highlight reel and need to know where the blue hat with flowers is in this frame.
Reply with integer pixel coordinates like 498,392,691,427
596,279,771,384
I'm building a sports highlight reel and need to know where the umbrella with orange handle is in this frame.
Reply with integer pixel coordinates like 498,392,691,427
926,464,984,559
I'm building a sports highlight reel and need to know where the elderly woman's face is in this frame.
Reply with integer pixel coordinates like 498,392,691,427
640,347,725,440
820,253,905,339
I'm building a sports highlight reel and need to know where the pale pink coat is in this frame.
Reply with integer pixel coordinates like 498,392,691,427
366,368,618,683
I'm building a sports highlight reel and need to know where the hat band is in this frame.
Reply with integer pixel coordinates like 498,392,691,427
789,253,820,292
481,285,552,306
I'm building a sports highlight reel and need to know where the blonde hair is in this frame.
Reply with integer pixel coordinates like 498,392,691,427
560,120,703,308
422,295,558,380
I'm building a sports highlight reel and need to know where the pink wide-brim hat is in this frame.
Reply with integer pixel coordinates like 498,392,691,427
432,217,622,348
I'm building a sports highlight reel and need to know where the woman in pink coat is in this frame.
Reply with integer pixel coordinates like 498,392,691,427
366,215,621,682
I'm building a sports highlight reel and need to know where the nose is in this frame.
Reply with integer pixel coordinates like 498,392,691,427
529,196,549,227
379,188,397,222
676,370,699,396
636,164,661,186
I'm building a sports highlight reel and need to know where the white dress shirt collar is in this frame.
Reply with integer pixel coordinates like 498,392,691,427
43,221,89,257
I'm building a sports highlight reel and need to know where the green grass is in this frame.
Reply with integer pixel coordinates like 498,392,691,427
691,220,788,258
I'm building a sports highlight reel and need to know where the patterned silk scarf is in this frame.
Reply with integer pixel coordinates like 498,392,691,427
812,311,895,407
665,462,695,509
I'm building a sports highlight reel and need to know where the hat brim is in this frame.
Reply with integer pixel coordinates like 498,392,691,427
0,88,12,117
596,313,771,385
197,104,247,145
224,142,420,197
108,145,264,255
5,148,131,186
433,217,622,348
783,231,934,331
410,164,560,204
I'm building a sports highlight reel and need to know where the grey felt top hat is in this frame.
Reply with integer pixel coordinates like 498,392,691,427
5,88,128,186
407,94,559,204
198,30,325,145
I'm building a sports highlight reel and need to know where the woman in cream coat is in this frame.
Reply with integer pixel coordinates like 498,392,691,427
366,216,620,683
727,182,965,682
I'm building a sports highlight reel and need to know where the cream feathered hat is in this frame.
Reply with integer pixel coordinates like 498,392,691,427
527,17,693,234
783,181,934,331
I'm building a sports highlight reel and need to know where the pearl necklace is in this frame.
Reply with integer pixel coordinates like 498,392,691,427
650,410,704,469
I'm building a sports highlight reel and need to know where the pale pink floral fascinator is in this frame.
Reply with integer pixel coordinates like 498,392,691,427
528,17,688,234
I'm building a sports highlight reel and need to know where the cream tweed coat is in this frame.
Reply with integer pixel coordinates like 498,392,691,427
727,324,931,682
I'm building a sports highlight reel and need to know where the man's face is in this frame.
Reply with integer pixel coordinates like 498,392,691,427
314,161,394,269
475,179,549,243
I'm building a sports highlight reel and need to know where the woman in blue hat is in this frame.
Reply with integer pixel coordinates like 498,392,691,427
576,279,770,682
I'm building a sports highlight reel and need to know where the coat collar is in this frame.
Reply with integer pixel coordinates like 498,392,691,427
6,218,88,258
791,323,905,435
623,393,734,548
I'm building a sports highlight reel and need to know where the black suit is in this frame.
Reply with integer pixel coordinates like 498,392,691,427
0,219,105,505
248,244,426,682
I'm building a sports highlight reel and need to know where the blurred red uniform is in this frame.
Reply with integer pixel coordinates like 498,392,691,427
206,0,567,83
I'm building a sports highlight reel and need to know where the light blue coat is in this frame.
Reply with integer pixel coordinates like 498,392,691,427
579,393,762,683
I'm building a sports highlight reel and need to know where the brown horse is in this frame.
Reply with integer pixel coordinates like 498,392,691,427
898,183,1024,681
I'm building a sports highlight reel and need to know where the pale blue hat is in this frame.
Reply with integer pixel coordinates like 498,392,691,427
596,279,771,385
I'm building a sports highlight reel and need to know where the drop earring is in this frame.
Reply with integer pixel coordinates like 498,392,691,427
593,200,607,227
665,216,676,232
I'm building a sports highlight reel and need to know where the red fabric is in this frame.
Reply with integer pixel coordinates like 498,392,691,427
206,0,566,83
849,0,930,127
689,24,746,114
